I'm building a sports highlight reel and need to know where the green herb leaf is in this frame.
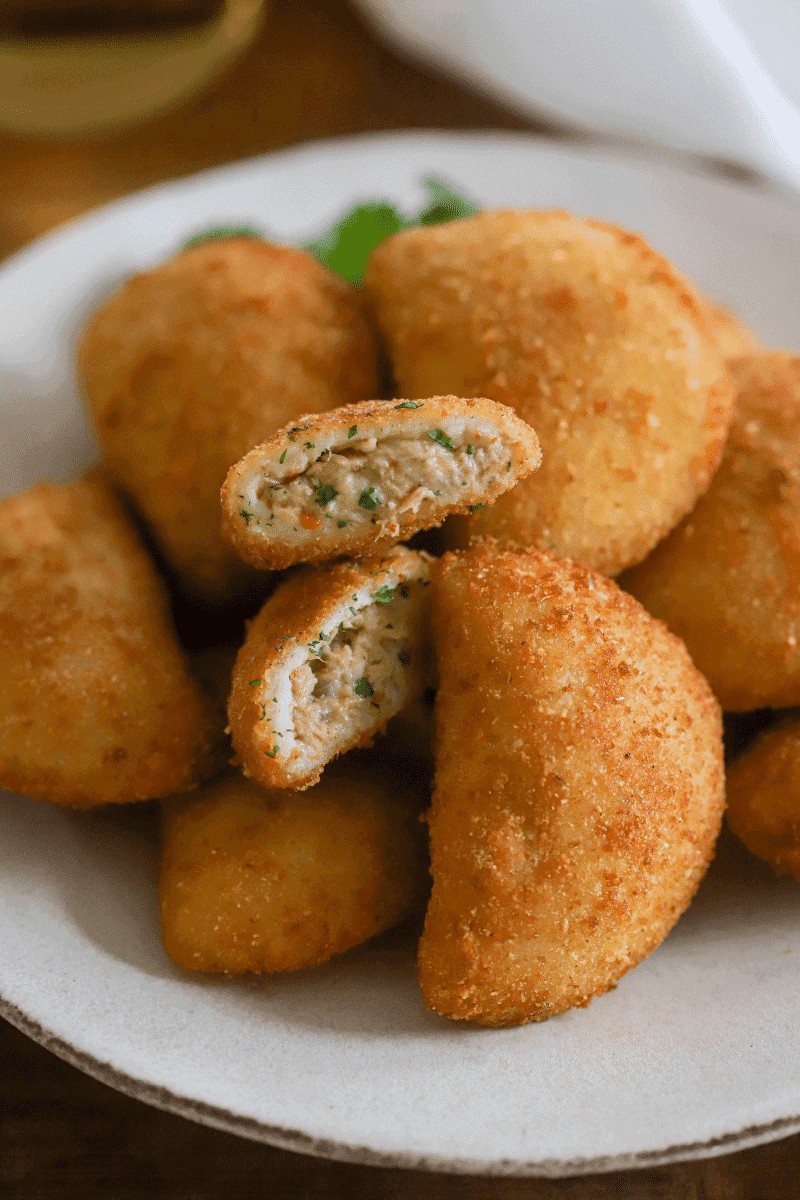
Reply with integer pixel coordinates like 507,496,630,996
337,519,350,528
279,448,287,464
466,444,475,455
239,509,253,526
348,425,358,438
469,503,487,511
354,677,374,698
312,480,338,507
265,745,279,758
304,202,410,286
417,177,479,226
371,584,395,604
358,485,381,511
248,678,261,687
427,429,455,451
182,225,264,250
394,400,422,410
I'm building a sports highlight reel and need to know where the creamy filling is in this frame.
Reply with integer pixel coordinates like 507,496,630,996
287,576,432,763
252,431,509,534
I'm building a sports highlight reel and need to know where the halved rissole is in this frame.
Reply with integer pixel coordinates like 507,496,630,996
228,545,433,790
221,395,541,570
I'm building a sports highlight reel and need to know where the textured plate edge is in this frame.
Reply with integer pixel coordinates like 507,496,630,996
0,126,792,285
3,994,800,1178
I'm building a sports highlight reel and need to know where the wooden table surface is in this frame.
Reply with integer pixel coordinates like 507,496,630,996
2,1,799,1195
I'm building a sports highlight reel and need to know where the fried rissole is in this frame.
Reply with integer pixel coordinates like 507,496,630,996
366,210,733,576
222,395,541,571
0,474,213,807
228,546,433,790
623,352,800,711
78,237,379,604
160,758,428,974
726,717,800,879
419,542,724,1027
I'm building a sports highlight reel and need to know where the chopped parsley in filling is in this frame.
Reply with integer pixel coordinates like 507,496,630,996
286,576,431,761
247,428,510,533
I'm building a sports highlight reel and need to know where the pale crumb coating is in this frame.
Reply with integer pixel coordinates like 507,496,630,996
419,541,724,1027
727,717,800,880
623,352,800,711
78,237,379,605
705,298,762,361
159,757,429,974
228,545,433,790
221,395,541,571
366,209,734,576
0,473,215,808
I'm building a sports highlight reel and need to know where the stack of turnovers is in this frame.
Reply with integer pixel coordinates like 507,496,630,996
8,204,775,1025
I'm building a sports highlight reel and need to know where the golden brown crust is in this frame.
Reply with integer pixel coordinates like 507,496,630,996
221,395,541,571
419,541,724,1027
726,718,800,879
705,299,762,361
78,237,379,604
366,209,734,576
159,758,429,974
0,473,213,808
622,352,800,711
228,545,431,790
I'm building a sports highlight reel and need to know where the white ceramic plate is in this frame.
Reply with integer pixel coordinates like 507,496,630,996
2,132,800,1179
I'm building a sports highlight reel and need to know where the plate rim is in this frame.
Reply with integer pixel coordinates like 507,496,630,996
3,128,800,1178
4,988,800,1177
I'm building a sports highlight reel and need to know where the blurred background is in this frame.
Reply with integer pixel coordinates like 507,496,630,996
4,0,800,258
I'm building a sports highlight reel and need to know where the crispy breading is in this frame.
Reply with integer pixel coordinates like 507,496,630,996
366,210,734,576
726,718,800,879
418,542,724,1027
0,474,213,807
705,299,762,361
222,395,541,571
228,546,433,790
159,758,429,974
622,352,800,711
78,237,379,604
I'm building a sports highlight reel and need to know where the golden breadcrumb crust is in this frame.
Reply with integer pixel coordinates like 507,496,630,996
705,299,761,361
727,717,800,879
160,759,429,974
0,473,214,808
623,352,800,711
366,209,733,576
419,542,724,1027
78,237,379,604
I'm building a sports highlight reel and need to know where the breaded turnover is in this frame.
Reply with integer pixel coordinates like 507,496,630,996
366,210,734,576
623,352,800,711
726,718,800,880
228,546,433,790
705,298,761,361
222,396,540,570
78,237,378,604
0,474,213,808
419,543,724,1027
160,758,428,974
